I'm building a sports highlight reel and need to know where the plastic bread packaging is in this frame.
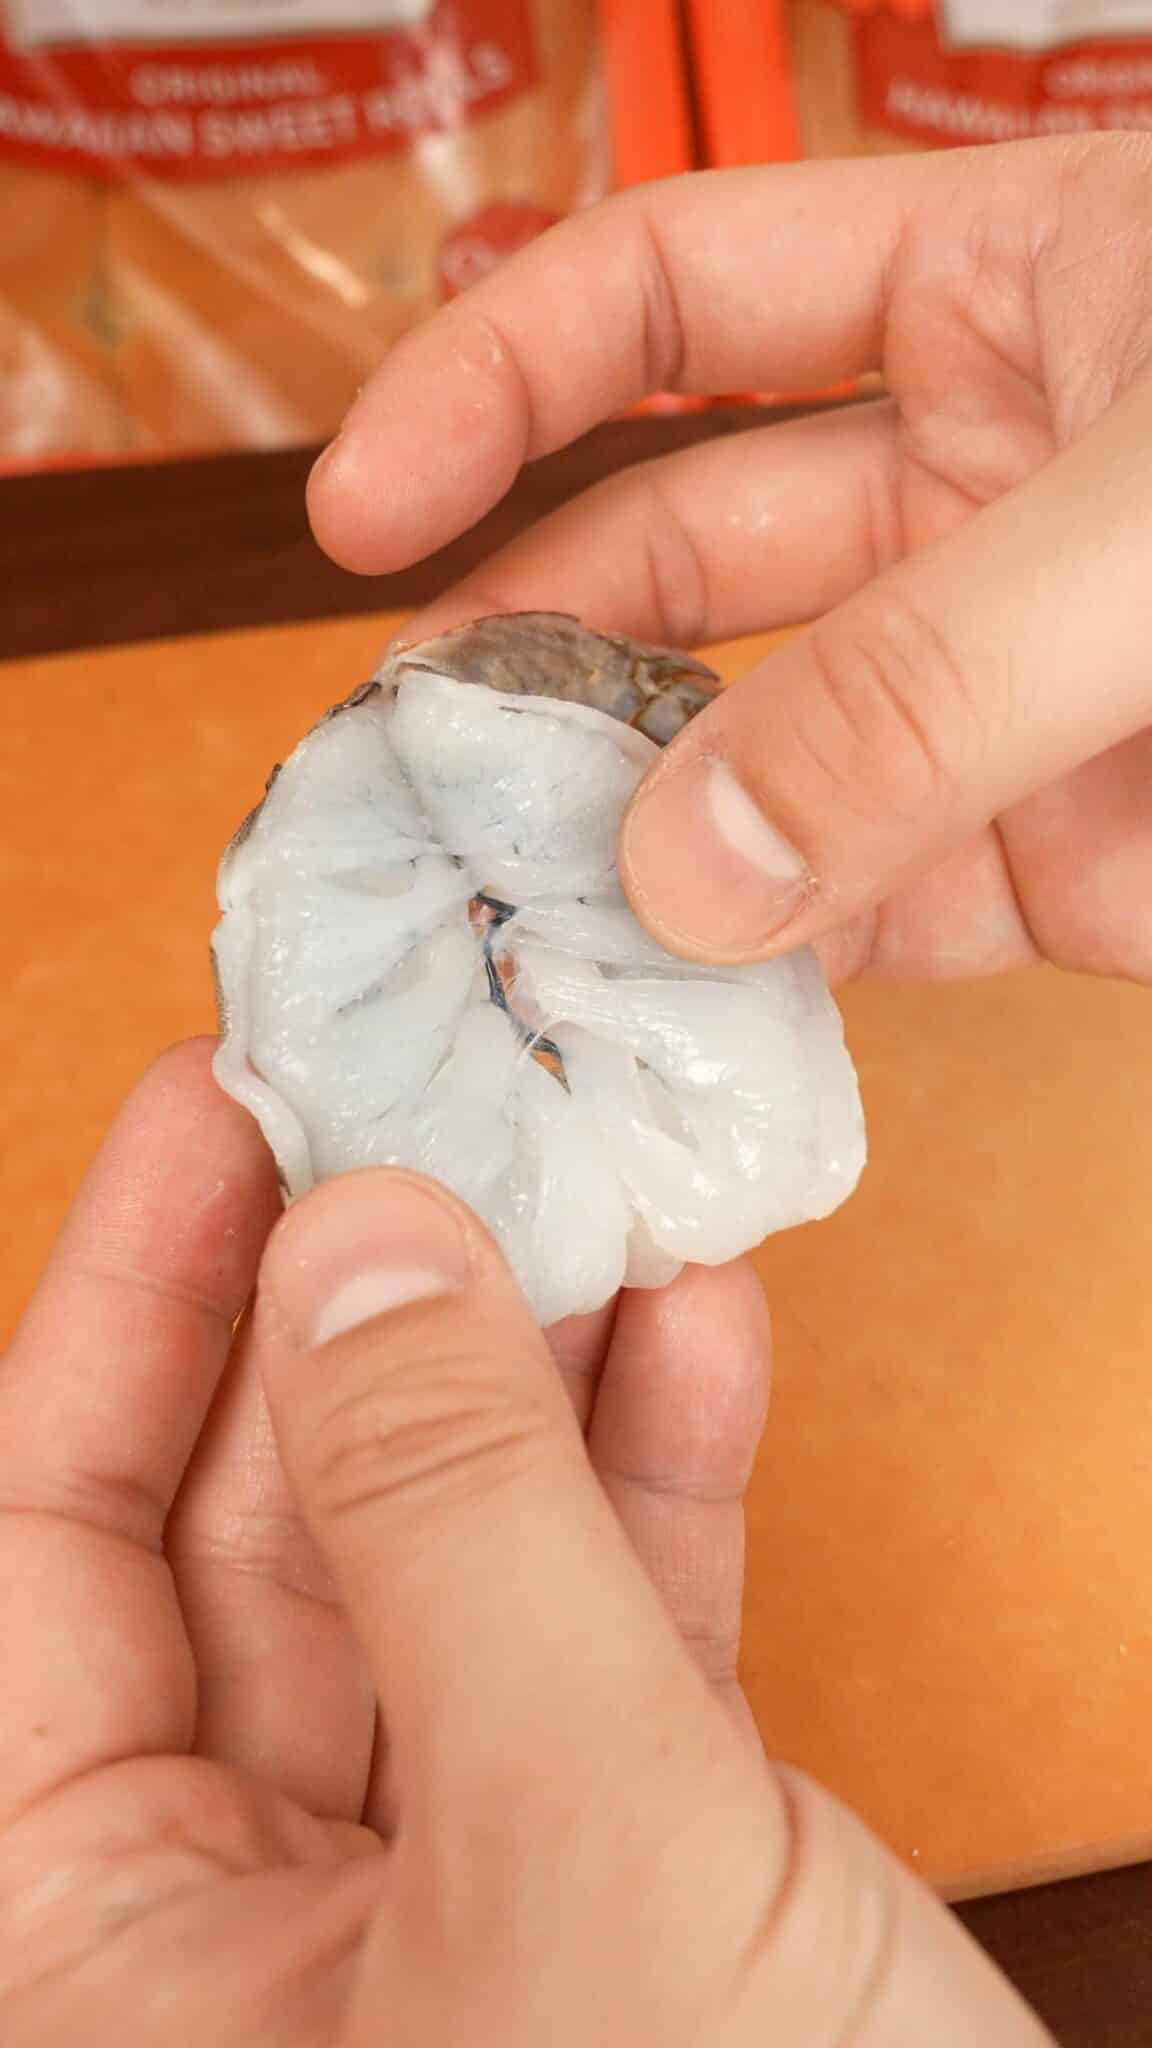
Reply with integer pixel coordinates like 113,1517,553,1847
0,0,616,466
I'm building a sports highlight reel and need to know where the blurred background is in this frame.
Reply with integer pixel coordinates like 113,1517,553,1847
7,0,1152,470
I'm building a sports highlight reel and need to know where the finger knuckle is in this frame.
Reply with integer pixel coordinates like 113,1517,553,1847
802,593,976,825
636,203,687,395
743,1764,902,2042
305,1351,557,1530
168,1506,335,1606
637,465,712,650
1052,130,1152,217
679,1622,742,1688
0,1462,165,1555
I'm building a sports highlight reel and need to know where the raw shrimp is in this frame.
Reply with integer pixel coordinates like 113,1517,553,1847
212,613,866,1325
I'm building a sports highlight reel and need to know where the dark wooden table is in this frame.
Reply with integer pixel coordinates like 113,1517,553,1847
4,412,1151,2043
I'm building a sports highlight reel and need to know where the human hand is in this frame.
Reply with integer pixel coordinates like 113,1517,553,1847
309,135,1152,986
0,1037,763,2039
0,1042,1050,2043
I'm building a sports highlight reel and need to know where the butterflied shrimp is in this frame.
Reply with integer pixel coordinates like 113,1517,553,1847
212,613,866,1326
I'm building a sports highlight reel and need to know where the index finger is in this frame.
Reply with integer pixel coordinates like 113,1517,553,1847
0,1041,279,1824
307,154,946,575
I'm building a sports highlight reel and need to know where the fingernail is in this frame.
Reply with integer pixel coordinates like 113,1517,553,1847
308,428,347,493
621,754,814,958
271,1179,472,1349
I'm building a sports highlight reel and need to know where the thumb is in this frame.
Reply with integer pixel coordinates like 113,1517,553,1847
258,1172,1053,2048
619,369,1152,962
256,1170,772,2046
256,1170,728,1822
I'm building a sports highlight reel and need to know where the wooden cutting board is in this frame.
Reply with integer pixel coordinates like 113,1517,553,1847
4,612,1152,1903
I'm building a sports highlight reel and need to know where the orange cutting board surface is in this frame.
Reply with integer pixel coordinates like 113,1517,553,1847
4,614,1152,1903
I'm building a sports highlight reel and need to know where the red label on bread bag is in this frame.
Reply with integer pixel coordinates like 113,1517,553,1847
839,0,1152,144
0,0,537,178
438,200,560,299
